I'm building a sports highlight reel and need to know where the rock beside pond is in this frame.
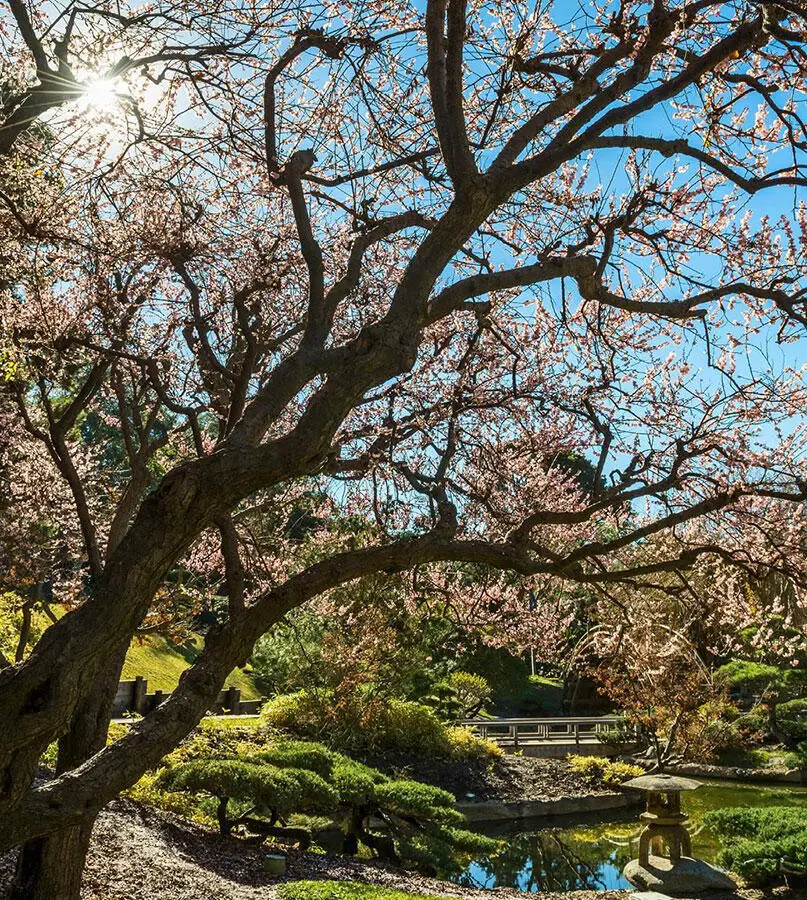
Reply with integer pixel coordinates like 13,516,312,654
624,856,737,895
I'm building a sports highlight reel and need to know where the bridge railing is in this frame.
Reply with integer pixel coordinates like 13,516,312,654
459,715,637,748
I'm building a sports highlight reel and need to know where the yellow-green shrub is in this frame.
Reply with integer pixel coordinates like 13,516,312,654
446,726,501,760
261,690,498,761
568,755,642,787
601,760,644,787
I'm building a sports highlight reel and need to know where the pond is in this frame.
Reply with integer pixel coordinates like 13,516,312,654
453,780,807,893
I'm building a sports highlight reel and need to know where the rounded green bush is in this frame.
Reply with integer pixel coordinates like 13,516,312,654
260,689,496,760
250,740,335,779
330,757,386,805
706,806,807,885
374,780,460,823
157,758,338,815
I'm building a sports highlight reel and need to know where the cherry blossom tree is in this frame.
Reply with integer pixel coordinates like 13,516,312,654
2,0,807,896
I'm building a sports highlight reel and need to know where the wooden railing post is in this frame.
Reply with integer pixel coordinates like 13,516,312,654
224,685,241,713
459,715,623,749
132,675,147,715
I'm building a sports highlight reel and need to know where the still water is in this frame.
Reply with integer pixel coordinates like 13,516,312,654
454,781,807,893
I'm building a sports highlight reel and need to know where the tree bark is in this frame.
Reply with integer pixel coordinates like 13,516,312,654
11,644,128,900
12,822,94,900
217,795,231,836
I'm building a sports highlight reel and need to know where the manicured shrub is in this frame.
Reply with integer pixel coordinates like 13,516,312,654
716,661,783,694
329,756,387,806
157,740,498,872
705,807,806,840
425,671,492,721
600,760,645,787
567,755,643,787
157,757,338,823
705,806,807,885
260,689,499,760
332,762,498,871
373,780,464,825
717,662,807,751
778,719,807,744
594,718,639,751
124,770,204,822
779,699,807,718
249,740,335,779
731,709,768,746
744,748,804,770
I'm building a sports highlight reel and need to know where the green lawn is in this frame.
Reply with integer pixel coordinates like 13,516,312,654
122,634,261,699
525,674,564,715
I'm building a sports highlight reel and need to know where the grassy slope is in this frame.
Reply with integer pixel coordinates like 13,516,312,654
122,634,260,699
528,675,564,714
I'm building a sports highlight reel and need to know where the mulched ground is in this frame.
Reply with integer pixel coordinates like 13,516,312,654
1,797,629,900
355,753,611,804
0,797,803,900
0,757,615,899
1,759,794,900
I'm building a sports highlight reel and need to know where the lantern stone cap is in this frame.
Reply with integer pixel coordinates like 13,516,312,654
622,773,701,792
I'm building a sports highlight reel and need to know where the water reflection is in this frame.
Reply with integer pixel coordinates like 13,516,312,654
452,781,807,893
456,821,636,891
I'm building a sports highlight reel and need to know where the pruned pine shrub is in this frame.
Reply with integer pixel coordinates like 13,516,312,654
366,779,493,871
705,807,807,885
249,740,335,779
374,781,462,825
397,826,497,873
156,757,338,832
329,756,387,805
779,699,807,718
445,671,491,717
158,739,498,872
425,671,492,722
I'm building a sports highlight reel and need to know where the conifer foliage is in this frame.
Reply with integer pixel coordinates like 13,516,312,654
158,740,496,871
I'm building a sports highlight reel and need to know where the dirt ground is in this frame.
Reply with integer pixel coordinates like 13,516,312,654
0,798,625,900
0,755,614,899
353,753,612,804
0,769,795,900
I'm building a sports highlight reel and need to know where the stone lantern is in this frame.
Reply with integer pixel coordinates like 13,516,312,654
622,773,736,895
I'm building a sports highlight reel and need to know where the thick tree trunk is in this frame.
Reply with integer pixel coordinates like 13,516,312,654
11,645,128,900
0,535,457,852
12,822,94,900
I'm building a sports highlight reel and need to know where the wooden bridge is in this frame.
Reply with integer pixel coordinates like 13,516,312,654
460,715,638,756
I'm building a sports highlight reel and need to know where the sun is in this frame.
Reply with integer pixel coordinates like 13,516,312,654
81,78,119,112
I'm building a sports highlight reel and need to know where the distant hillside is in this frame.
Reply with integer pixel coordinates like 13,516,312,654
122,634,261,699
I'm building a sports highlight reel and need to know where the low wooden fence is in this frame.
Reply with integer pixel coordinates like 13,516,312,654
460,715,637,748
112,677,262,718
